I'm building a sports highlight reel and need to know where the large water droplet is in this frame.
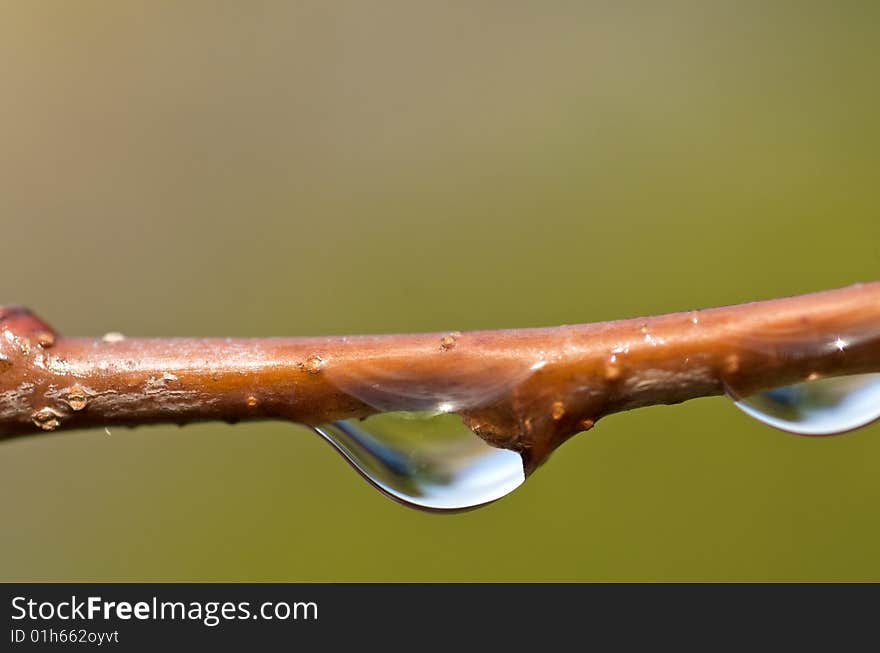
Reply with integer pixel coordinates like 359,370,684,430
326,351,538,413
730,373,880,435
313,411,525,511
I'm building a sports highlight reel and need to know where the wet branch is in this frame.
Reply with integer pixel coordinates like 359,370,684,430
2,282,879,471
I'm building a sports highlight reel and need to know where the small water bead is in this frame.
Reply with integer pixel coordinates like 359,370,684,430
727,321,880,435
730,373,880,436
313,411,525,511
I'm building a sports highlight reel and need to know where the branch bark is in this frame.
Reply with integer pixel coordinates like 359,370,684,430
2,282,879,471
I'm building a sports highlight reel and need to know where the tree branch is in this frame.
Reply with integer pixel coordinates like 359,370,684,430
2,282,879,471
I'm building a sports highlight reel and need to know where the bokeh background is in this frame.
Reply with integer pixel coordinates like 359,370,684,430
2,1,879,581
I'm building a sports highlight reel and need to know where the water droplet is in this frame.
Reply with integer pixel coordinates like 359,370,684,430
102,332,125,343
312,411,525,511
328,354,537,414
104,426,113,436
35,330,55,348
729,373,880,436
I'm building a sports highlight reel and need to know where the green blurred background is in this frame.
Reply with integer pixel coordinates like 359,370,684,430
2,1,879,581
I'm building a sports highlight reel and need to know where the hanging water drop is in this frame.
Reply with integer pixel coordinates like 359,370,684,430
729,373,880,436
313,411,525,511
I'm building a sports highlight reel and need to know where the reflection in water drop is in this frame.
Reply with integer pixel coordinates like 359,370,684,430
326,354,538,413
730,373,880,436
313,412,525,511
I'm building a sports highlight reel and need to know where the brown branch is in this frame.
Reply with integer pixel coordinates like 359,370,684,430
2,282,879,471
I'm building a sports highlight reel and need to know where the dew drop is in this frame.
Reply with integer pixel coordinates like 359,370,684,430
327,354,536,414
729,373,880,436
312,411,525,511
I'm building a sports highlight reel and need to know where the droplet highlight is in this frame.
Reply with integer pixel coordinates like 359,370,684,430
313,411,525,511
327,353,537,414
730,373,880,436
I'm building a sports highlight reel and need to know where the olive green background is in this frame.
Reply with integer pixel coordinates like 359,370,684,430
2,2,879,581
